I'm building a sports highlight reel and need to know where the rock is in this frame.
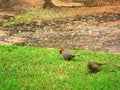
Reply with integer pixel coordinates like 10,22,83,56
0,13,15,19
0,31,11,37
0,41,13,45
4,36,27,45
52,0,84,7
34,20,42,26
0,31,11,40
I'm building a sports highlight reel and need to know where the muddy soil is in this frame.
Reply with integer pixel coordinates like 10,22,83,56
1,13,120,54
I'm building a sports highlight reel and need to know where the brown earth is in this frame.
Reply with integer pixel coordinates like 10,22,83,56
0,0,120,13
0,1,120,54
1,13,120,54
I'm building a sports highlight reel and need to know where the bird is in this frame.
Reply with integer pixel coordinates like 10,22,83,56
87,61,106,73
60,49,76,61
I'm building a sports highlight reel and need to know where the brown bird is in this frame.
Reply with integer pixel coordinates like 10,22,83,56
87,61,106,73
60,49,76,61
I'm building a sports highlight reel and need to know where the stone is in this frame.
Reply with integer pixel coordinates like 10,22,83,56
0,41,13,45
0,30,11,37
4,36,27,45
0,13,15,19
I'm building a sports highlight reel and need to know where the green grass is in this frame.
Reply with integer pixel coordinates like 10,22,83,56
0,45,120,90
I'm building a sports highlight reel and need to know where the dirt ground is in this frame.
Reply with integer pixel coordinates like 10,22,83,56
0,1,120,54
1,12,120,54
0,0,120,13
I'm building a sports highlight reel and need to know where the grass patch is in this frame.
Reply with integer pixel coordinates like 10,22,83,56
2,8,73,27
0,45,120,90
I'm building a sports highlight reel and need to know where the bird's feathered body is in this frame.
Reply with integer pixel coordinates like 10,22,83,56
60,49,75,61
87,61,106,73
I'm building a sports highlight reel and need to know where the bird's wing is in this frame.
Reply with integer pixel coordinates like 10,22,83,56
62,50,75,59
64,50,75,56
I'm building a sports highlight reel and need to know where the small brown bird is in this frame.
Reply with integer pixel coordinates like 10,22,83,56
87,61,106,73
60,49,76,61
